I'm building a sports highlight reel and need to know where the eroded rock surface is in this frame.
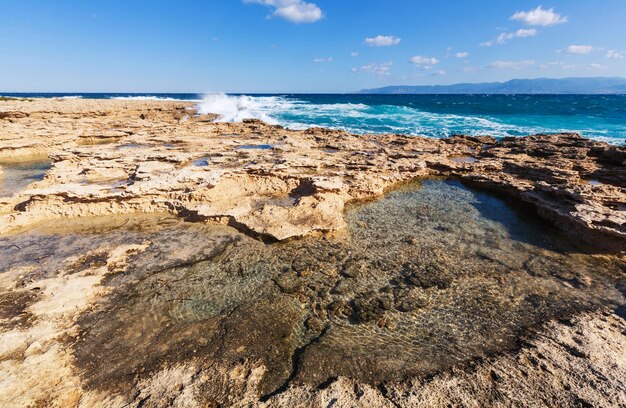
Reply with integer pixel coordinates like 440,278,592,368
1,99,625,407
1,99,624,249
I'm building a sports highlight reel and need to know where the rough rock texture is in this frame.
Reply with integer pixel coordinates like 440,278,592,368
1,99,626,407
443,134,626,251
265,311,626,408
1,99,625,250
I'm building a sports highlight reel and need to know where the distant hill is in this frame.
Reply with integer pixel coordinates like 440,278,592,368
358,77,626,94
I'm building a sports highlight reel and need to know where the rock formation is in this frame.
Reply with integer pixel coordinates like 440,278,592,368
0,99,625,407
1,99,624,250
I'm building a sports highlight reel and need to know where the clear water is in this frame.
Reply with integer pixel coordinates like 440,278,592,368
4,92,625,144
0,160,51,197
3,180,623,398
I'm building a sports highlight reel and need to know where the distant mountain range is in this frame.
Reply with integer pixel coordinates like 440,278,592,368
358,77,626,95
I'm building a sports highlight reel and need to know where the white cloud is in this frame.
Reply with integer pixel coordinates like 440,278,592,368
562,63,604,70
313,57,333,63
607,49,626,59
455,51,469,58
481,28,537,46
244,0,322,23
461,66,476,72
365,35,401,47
410,55,439,66
538,61,605,70
352,61,393,76
350,51,359,57
487,60,536,69
566,45,593,54
430,70,446,76
511,6,568,26
538,61,564,69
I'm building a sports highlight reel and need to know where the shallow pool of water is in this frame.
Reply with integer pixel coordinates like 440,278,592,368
0,160,51,197
2,179,624,398
236,144,273,150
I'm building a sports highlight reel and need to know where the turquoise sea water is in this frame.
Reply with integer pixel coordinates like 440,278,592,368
4,93,625,144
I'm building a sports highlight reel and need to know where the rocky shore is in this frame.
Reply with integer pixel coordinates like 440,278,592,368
0,98,625,407
1,98,625,250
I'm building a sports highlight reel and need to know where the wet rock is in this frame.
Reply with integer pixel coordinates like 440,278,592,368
377,315,397,330
327,300,351,318
401,261,451,290
331,279,355,295
305,316,325,332
352,293,394,324
273,274,302,294
341,260,365,278
395,297,427,313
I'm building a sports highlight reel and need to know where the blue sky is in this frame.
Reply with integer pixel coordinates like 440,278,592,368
1,0,625,92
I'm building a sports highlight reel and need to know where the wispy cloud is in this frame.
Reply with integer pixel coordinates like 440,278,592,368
352,61,393,76
455,51,469,58
539,61,605,70
487,60,536,69
365,35,401,47
566,45,593,54
511,6,568,26
410,55,439,66
562,63,604,70
607,49,626,59
313,57,333,63
350,51,359,57
481,28,537,46
430,70,446,76
244,0,323,23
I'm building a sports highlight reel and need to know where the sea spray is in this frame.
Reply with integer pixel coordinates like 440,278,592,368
197,93,286,124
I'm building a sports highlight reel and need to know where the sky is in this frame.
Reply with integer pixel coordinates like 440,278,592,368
1,0,625,93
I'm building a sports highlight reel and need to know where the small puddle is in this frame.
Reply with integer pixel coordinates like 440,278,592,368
236,144,273,150
192,158,209,167
116,143,146,150
582,178,603,186
450,155,478,163
0,160,52,197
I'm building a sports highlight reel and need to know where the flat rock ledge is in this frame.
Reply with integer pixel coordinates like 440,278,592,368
1,98,625,251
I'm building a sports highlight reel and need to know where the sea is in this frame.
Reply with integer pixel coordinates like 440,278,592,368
3,93,625,145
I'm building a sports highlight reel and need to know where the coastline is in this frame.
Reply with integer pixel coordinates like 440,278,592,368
0,98,625,407
1,98,624,249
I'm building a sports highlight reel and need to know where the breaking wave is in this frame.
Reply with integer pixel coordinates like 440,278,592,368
196,94,289,124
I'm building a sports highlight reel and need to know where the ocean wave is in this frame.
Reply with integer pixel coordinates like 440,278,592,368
194,94,625,145
196,93,290,124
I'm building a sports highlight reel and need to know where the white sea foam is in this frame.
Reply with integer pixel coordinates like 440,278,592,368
196,93,289,124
